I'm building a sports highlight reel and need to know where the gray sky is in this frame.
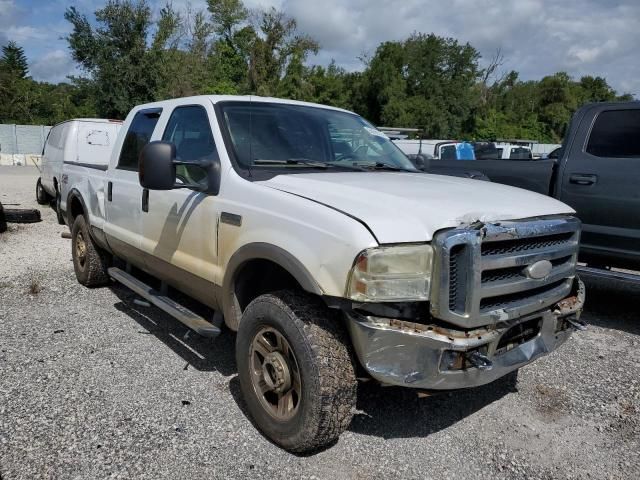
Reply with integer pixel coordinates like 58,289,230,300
4,0,639,96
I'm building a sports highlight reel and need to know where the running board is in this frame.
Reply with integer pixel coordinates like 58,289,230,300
108,267,221,338
577,266,640,285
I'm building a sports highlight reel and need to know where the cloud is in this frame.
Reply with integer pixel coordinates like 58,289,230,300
30,49,78,83
279,0,640,95
4,0,639,95
0,0,21,45
5,25,49,42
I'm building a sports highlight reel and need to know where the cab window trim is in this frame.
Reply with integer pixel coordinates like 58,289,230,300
116,108,163,172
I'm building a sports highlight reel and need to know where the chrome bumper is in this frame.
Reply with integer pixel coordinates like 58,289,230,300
346,277,585,390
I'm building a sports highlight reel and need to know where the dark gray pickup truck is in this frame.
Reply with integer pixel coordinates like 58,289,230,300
420,102,640,271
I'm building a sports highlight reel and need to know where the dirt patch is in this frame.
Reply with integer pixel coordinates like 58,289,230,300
534,384,570,420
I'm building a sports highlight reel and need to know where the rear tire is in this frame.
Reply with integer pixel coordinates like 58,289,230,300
55,192,65,225
71,215,110,287
36,178,50,205
0,202,7,233
236,290,357,453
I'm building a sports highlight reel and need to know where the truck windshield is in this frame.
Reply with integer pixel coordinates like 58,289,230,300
218,102,418,174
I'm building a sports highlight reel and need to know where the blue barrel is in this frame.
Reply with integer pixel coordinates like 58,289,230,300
456,142,476,160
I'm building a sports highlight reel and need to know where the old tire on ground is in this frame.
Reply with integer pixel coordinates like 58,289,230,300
3,208,41,223
236,290,357,453
71,215,110,287
55,192,65,225
0,202,7,233
36,178,50,205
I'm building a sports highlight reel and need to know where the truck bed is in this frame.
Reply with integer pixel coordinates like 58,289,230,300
423,158,556,195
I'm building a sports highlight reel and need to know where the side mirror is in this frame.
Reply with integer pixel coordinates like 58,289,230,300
139,140,222,194
139,141,177,190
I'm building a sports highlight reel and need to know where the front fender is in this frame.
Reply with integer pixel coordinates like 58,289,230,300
221,242,323,330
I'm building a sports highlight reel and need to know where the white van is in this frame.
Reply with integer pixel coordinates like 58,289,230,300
36,119,122,222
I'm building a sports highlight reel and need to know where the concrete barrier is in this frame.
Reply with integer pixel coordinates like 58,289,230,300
0,124,50,167
0,154,42,167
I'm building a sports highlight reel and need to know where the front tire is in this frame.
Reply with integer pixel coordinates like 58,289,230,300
236,290,357,453
71,215,110,287
36,178,50,205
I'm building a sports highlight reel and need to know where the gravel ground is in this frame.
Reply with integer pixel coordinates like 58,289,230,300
1,166,638,480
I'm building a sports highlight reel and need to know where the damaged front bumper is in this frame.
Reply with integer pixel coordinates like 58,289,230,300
346,277,585,390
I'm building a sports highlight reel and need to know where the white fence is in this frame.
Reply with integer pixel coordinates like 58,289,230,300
0,124,50,166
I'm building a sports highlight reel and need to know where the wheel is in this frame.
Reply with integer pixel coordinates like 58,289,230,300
0,202,7,233
36,178,50,205
2,208,41,223
55,192,65,225
71,215,110,287
236,290,357,453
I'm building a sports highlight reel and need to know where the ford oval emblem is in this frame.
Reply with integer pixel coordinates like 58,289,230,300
524,260,553,280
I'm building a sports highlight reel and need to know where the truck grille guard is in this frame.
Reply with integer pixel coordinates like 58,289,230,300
430,216,581,328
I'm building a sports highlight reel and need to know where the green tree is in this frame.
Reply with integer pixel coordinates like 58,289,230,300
358,33,481,138
65,0,177,118
578,75,616,103
153,7,214,99
208,0,248,39
248,8,318,96
1,41,29,78
536,72,578,141
206,0,255,93
305,62,352,109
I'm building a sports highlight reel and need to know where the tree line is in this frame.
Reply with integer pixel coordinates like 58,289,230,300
0,0,632,142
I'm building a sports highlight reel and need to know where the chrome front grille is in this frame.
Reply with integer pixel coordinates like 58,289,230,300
431,217,581,328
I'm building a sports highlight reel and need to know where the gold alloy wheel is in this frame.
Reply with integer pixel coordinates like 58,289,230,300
249,327,302,421
75,230,87,270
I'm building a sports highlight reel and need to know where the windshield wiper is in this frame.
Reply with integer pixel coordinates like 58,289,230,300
254,158,365,171
356,162,415,172
254,158,329,168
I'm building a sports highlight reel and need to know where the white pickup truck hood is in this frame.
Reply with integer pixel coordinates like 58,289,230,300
259,172,575,244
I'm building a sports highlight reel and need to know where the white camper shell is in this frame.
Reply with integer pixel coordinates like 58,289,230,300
39,119,122,201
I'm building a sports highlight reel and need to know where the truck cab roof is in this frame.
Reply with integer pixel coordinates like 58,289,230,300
131,95,355,116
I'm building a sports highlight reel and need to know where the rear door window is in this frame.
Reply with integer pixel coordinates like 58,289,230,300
440,145,456,160
509,147,532,160
586,109,640,158
44,123,70,156
45,125,62,152
118,109,162,170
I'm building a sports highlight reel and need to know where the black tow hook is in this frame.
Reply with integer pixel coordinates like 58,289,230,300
466,351,493,371
566,317,588,331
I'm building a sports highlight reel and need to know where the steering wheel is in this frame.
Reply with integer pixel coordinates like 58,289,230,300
335,153,357,162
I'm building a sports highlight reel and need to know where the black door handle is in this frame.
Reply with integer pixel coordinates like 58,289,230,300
107,181,113,201
142,189,149,212
569,173,597,186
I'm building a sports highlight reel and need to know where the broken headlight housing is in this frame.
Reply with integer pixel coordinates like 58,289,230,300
347,244,433,302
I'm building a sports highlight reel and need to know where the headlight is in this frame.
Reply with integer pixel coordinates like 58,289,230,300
347,244,433,302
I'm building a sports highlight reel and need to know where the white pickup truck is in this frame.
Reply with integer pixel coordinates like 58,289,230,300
60,95,586,452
